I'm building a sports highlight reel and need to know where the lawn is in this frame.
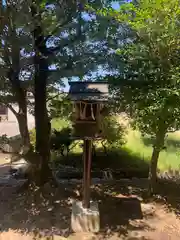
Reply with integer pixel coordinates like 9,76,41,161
51,118,71,131
124,130,180,171
51,118,180,171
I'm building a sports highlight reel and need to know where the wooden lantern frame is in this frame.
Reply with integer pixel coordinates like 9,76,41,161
68,81,109,208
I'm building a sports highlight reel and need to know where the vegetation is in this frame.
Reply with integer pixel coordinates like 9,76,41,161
0,0,180,195
0,0,122,184
50,118,180,172
0,1,32,149
125,130,180,171
1,0,180,237
104,0,180,193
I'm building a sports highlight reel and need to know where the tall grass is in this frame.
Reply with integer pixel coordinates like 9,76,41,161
124,130,180,171
51,118,180,171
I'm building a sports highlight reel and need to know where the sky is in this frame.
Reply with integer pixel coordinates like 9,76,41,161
2,0,123,93
112,1,121,9
63,1,121,92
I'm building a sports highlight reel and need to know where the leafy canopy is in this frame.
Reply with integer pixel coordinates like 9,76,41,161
107,0,180,138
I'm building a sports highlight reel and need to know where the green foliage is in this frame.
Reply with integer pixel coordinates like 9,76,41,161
49,115,127,154
50,128,74,156
0,0,122,110
30,118,72,149
124,129,180,171
29,129,36,148
105,0,180,191
108,0,180,143
102,115,127,148
51,118,71,131
48,94,72,120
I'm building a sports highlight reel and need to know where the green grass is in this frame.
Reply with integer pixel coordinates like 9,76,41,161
124,130,180,171
51,118,180,171
51,118,71,131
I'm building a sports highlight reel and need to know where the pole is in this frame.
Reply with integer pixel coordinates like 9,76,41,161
82,139,92,209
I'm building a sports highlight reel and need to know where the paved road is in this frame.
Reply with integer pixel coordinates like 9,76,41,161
0,122,34,138
0,121,35,153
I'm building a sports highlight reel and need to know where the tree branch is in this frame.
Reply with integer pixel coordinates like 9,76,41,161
43,17,76,44
7,103,18,117
46,3,85,55
46,91,68,102
46,93,60,102
47,33,86,55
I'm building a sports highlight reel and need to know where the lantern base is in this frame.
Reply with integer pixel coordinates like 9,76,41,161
71,200,100,233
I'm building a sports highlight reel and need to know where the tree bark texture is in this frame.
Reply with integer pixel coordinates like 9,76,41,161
7,5,30,150
148,128,166,195
16,113,30,148
31,2,51,184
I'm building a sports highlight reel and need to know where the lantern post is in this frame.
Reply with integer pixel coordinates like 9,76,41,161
82,138,92,209
68,81,109,233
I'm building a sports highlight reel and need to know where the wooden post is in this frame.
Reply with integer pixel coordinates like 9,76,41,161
82,139,92,209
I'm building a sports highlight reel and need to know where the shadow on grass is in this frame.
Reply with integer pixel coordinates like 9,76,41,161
143,136,180,152
0,147,180,238
54,148,149,179
142,136,154,147
90,182,151,238
0,177,180,238
0,181,152,239
0,183,74,238
92,178,180,238
155,179,180,215
165,138,180,149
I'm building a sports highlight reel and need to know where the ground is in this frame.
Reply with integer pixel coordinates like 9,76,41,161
0,154,180,239
0,122,34,138
0,153,11,175
1,117,180,239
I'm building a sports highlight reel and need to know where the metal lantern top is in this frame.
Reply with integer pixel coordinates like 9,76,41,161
68,81,109,102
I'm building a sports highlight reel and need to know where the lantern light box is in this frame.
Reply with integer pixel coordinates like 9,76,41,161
68,81,109,138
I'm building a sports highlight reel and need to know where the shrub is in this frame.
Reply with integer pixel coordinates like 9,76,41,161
50,127,74,156
29,128,36,148
102,115,127,149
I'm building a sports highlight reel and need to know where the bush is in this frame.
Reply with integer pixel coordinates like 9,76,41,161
29,121,74,155
0,134,9,144
50,127,74,156
102,115,127,149
29,128,36,148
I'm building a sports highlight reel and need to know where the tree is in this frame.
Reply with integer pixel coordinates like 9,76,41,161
48,93,72,120
28,0,126,183
0,0,127,183
0,0,33,150
107,0,180,193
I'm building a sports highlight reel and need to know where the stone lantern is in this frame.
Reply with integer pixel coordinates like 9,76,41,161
68,81,109,233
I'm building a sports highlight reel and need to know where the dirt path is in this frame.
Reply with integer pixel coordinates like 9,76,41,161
128,203,180,240
0,153,11,176
1,192,180,240
0,157,180,240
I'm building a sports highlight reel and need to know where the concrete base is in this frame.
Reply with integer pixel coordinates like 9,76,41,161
71,200,100,233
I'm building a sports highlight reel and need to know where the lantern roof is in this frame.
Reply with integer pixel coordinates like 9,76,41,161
68,81,109,102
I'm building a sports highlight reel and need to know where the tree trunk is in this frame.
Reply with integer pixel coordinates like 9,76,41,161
6,8,31,152
17,112,30,150
148,129,166,195
31,2,51,185
8,102,31,152
149,146,161,194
